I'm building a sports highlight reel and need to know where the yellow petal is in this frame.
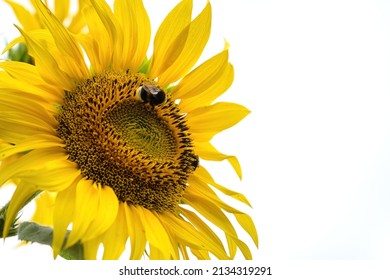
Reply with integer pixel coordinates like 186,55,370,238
0,120,54,145
187,177,258,257
195,142,243,179
235,213,259,247
179,244,190,260
0,147,68,188
113,0,151,72
191,249,211,259
135,206,172,260
83,238,101,260
180,63,233,112
149,245,165,260
125,204,147,260
194,166,250,205
155,214,181,260
187,177,244,214
0,100,57,131
31,191,56,226
187,102,250,136
15,27,73,90
67,1,90,33
188,179,258,251
161,211,229,259
66,179,99,246
19,164,80,192
54,0,70,22
173,47,229,99
3,182,38,238
5,0,40,30
182,192,238,239
149,0,193,78
179,207,224,251
0,134,62,160
101,203,127,260
0,69,62,104
52,180,77,257
229,236,253,260
1,61,49,87
157,2,212,86
173,43,233,111
90,0,117,70
33,0,89,80
226,234,238,259
78,6,111,73
83,186,119,241
90,0,116,40
67,11,86,34
2,35,23,55
189,173,257,247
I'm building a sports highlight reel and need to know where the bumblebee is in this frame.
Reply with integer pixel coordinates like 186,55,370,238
136,83,166,107
190,155,199,170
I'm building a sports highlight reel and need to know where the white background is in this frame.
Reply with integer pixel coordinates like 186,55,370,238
1,0,390,265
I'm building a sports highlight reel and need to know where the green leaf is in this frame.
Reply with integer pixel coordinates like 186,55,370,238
18,221,84,260
18,221,53,245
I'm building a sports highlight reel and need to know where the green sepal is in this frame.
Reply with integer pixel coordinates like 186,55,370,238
137,57,151,74
165,83,175,93
18,222,84,260
0,203,19,238
6,43,34,64
59,244,84,260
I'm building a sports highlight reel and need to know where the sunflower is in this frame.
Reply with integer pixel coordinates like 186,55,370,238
0,0,258,260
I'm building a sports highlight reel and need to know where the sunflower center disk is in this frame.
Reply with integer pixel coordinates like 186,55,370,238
104,101,176,160
56,71,198,212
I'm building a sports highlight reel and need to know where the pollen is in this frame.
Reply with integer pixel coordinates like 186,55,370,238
56,71,198,212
